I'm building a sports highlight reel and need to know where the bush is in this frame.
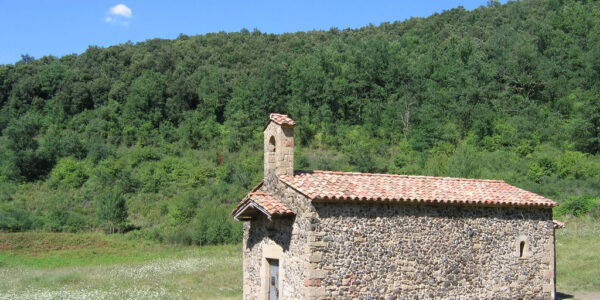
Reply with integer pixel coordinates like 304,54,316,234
190,203,242,245
527,157,557,183
168,191,199,225
168,227,194,245
556,196,599,217
0,182,17,202
43,210,90,232
97,188,128,233
447,142,481,178
49,158,90,188
0,208,33,232
557,151,598,179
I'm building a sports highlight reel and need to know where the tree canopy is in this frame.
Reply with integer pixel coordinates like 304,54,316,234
1,0,599,241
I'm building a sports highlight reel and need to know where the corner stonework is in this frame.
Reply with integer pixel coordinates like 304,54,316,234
304,211,327,299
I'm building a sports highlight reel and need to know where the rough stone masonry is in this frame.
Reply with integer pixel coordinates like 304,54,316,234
232,113,557,300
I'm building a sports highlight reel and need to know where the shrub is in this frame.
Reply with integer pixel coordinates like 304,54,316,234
557,151,598,179
0,182,17,202
556,196,599,217
170,227,194,245
0,208,33,232
168,191,199,225
527,157,557,183
49,157,90,188
97,188,128,233
86,137,115,163
190,203,241,245
447,142,481,178
44,209,70,232
62,212,90,232
43,210,90,232
216,164,235,183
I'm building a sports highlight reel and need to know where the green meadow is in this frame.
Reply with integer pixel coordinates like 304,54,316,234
0,233,241,299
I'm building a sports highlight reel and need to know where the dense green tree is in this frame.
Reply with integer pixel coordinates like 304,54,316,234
0,0,599,240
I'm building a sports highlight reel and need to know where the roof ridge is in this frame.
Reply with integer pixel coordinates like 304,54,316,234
292,170,505,183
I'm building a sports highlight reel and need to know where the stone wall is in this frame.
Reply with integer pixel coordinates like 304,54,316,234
242,180,314,299
307,202,555,299
243,215,297,299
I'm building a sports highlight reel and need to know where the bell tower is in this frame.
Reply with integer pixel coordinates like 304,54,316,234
263,113,295,189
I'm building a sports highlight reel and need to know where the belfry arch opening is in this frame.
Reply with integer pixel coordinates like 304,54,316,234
269,136,276,152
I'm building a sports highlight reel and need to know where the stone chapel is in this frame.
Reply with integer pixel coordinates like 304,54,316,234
232,113,558,300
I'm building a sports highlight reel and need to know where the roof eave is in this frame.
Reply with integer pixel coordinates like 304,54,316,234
309,196,557,208
233,201,273,221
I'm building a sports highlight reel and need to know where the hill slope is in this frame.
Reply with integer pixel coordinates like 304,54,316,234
0,0,599,241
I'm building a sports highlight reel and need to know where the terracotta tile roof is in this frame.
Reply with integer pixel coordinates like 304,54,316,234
232,192,295,220
268,113,296,127
279,170,557,208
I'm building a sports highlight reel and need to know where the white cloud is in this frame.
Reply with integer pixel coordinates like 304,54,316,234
109,4,132,18
105,4,132,26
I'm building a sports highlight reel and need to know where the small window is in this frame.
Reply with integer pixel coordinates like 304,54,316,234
269,136,276,152
519,241,525,258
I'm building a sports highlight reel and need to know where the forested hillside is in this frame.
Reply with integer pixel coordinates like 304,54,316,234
1,0,599,243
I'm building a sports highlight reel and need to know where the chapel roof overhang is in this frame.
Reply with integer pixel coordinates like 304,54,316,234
232,192,295,221
278,170,558,208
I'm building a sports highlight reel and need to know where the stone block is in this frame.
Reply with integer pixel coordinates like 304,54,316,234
309,241,327,248
309,252,323,263
305,278,322,287
303,212,318,218
306,269,327,279
306,286,327,297
541,254,553,264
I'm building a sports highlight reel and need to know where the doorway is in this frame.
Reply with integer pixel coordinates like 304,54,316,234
268,259,279,300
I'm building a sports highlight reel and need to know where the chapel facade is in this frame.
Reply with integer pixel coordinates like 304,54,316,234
232,113,558,300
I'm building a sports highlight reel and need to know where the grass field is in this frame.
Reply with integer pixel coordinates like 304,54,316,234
0,219,598,299
0,233,241,299
556,219,600,295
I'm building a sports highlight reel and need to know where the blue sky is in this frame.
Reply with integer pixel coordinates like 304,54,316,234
0,1,499,64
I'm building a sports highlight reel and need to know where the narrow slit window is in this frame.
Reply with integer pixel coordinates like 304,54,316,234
519,241,525,258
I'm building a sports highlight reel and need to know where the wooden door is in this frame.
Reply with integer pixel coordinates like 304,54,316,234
268,259,279,300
